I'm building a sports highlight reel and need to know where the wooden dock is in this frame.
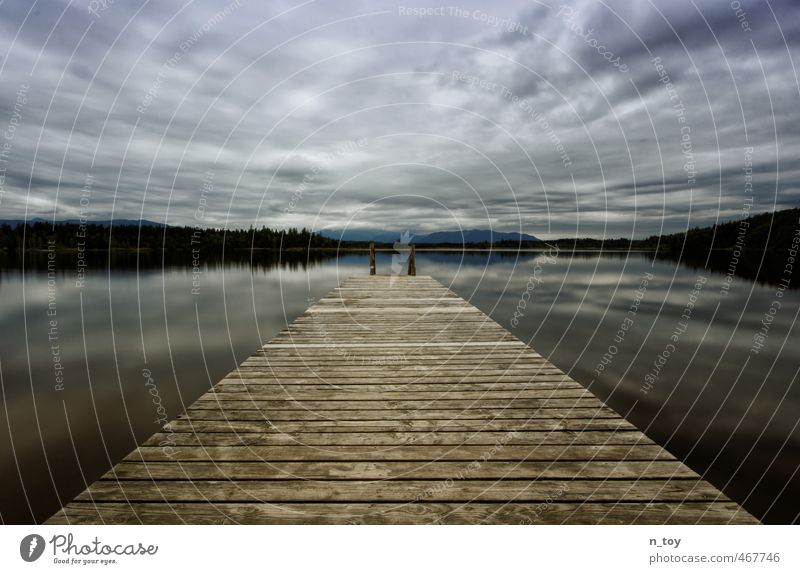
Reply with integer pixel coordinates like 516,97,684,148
47,275,757,524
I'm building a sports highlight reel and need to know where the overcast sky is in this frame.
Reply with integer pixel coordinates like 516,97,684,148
0,0,798,238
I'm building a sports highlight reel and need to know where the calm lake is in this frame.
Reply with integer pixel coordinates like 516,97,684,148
1,250,797,524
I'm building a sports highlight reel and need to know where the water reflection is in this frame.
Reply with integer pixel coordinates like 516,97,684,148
427,250,799,525
0,250,796,523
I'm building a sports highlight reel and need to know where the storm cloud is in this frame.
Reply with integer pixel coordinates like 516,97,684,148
0,0,798,238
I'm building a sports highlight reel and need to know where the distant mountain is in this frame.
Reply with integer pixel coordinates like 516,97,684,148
319,229,400,243
0,218,167,227
413,230,538,244
320,228,538,244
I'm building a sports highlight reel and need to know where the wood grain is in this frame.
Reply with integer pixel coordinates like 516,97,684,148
45,275,757,524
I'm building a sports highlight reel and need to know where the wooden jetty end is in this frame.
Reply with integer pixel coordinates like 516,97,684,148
47,275,758,524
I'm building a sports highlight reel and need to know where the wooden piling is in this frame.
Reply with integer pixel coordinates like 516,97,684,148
369,242,375,275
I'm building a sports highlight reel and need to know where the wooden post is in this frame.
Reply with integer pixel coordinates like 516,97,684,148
369,242,376,275
408,245,416,276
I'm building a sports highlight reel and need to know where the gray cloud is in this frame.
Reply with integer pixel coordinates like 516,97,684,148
0,0,798,238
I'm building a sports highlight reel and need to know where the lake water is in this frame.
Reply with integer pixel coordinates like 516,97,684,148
1,250,797,524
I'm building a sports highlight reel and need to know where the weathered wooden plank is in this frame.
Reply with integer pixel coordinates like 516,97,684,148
231,372,576,380
123,444,676,462
46,502,759,525
74,479,727,503
102,460,700,480
231,368,567,376
250,350,545,357
164,418,634,433
201,390,593,400
178,407,621,421
263,341,527,348
241,357,552,365
143,430,651,447
214,382,585,392
223,375,576,383
184,398,607,410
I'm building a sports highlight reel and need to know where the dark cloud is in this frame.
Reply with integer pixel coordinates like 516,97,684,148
0,0,798,238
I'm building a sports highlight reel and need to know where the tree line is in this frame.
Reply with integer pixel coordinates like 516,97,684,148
0,222,347,251
473,209,800,254
1,208,797,253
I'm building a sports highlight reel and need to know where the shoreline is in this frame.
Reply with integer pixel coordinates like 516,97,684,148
0,246,772,254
